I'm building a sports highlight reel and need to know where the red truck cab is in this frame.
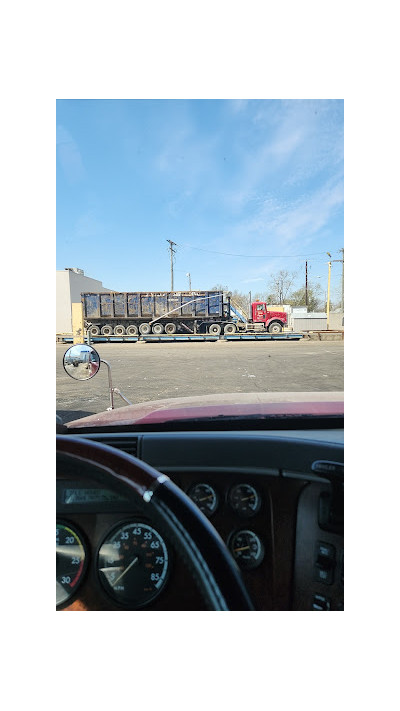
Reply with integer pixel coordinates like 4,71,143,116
251,302,287,333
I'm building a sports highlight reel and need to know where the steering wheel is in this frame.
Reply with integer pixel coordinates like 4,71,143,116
57,435,254,611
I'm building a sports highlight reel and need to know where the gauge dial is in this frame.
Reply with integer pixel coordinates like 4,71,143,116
98,522,169,607
228,529,265,570
228,483,261,517
188,483,219,516
56,522,88,606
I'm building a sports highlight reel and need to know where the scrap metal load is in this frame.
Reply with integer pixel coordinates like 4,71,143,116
82,291,287,337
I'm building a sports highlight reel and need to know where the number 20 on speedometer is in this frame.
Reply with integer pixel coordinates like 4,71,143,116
56,522,88,606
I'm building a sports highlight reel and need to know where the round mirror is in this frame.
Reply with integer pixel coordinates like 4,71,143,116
63,345,101,380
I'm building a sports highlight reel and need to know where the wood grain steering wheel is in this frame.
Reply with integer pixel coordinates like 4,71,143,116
57,435,254,611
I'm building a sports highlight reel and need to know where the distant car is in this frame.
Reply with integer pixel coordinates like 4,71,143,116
64,356,80,367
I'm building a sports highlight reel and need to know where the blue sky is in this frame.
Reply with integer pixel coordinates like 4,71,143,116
56,99,343,300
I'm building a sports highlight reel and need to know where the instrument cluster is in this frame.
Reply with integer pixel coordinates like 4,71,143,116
56,476,268,609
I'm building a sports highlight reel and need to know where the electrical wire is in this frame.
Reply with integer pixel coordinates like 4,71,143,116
179,243,328,259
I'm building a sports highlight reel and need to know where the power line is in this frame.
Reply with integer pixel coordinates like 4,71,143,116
179,242,327,259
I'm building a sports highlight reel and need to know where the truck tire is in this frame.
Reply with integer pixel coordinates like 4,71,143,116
224,323,236,334
114,325,125,335
268,322,283,334
209,324,221,335
152,323,164,334
165,323,177,334
126,324,138,335
88,325,100,336
101,325,113,335
139,323,151,335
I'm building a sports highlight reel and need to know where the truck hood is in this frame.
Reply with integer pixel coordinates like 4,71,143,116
66,391,344,428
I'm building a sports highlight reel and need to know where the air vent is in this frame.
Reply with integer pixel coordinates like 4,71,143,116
106,437,139,457
85,435,139,458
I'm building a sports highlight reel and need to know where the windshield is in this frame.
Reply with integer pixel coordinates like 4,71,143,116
56,99,343,426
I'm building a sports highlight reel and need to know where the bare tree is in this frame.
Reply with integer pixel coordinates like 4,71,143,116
210,284,250,315
267,270,297,304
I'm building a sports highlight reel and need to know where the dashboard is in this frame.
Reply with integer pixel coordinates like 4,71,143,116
56,429,344,611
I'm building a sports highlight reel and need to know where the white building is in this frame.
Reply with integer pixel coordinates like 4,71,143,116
56,268,112,335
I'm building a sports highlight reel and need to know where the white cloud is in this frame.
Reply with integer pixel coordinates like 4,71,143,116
222,100,343,212
240,276,265,284
224,175,343,257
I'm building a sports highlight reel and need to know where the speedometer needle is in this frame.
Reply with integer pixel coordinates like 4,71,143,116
111,556,139,587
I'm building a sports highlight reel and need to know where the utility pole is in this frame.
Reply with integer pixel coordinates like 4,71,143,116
186,272,192,291
167,240,177,291
339,248,344,312
326,253,332,330
326,250,344,328
305,261,308,309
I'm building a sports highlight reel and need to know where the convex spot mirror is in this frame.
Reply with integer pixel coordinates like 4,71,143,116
63,345,101,381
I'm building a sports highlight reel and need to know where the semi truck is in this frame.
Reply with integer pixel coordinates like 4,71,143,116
82,290,288,337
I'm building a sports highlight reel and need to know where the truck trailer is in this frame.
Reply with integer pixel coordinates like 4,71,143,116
82,291,287,337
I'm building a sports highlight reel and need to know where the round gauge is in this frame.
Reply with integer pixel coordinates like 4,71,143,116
56,522,88,606
97,522,169,607
228,529,265,570
228,483,261,517
188,483,219,516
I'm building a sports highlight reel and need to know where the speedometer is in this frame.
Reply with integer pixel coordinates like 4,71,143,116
97,522,170,607
56,522,88,606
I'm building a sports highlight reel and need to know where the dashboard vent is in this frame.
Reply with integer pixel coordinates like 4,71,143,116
89,435,139,458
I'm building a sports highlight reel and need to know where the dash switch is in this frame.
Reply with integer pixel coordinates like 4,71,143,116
314,541,336,584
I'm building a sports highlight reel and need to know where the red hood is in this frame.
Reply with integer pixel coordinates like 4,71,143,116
66,392,344,428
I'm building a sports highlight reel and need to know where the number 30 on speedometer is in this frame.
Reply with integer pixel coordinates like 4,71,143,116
56,522,88,606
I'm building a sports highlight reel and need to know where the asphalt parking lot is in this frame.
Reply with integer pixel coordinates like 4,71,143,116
56,339,344,423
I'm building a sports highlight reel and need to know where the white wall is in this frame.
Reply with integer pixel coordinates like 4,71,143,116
56,270,72,334
56,269,111,334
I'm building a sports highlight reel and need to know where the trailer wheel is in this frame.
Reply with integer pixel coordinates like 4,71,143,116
126,324,138,336
114,325,126,335
88,325,100,336
165,323,177,334
151,323,164,334
209,324,221,335
139,323,151,335
223,323,236,334
268,322,283,334
101,325,113,335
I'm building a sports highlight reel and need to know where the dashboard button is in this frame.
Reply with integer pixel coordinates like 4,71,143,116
314,541,336,584
312,594,331,610
317,541,336,559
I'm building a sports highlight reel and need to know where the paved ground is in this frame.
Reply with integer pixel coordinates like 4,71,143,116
56,339,344,423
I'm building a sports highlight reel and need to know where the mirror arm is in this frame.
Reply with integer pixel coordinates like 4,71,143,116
100,360,132,409
113,388,132,406
100,359,114,410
